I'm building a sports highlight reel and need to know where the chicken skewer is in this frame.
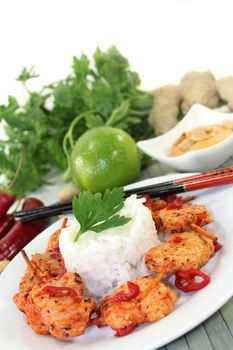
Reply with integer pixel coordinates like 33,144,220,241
14,249,96,338
145,223,222,294
13,250,65,312
94,274,176,336
144,196,212,234
145,230,216,275
20,251,50,335
31,272,96,338
13,219,68,313
46,217,68,253
14,217,97,339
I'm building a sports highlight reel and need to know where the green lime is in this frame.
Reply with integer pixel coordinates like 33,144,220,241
70,126,140,192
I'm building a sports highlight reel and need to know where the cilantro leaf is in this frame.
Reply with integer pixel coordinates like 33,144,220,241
72,187,131,242
16,66,39,82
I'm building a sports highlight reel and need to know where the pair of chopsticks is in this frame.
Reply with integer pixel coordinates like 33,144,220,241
14,166,233,222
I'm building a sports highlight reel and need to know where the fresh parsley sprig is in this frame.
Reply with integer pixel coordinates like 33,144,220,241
72,187,131,242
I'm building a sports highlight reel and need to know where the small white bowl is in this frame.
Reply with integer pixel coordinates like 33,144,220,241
137,104,233,172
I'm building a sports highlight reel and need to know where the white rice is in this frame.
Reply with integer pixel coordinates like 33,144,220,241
59,195,158,298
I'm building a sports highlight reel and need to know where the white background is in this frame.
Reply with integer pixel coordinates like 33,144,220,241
0,0,233,104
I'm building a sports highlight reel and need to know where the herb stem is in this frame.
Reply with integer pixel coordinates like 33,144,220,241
8,149,24,190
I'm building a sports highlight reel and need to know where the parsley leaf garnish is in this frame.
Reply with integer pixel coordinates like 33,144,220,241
72,187,131,242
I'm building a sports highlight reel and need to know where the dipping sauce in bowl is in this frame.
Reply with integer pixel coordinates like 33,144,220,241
169,120,233,157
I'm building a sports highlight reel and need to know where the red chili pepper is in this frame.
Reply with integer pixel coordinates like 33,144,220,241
215,242,223,252
175,269,210,292
0,192,16,218
56,268,67,277
166,197,183,210
0,197,47,260
52,244,60,252
0,215,15,239
113,281,140,303
140,195,151,208
41,285,77,297
115,323,137,337
162,195,177,203
0,222,43,260
172,235,182,244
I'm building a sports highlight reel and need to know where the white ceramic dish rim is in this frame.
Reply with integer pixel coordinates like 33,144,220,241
1,173,233,350
137,104,233,162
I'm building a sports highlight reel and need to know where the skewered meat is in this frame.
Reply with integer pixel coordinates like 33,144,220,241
31,272,96,338
46,218,67,253
24,294,50,335
13,251,65,312
157,204,212,233
13,268,40,313
98,276,176,333
145,231,215,275
46,229,61,253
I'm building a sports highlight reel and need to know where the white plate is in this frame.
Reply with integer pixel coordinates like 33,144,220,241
1,174,233,350
137,104,233,172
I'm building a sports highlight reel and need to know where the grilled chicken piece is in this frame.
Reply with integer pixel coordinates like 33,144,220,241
98,276,176,333
145,231,215,275
13,269,40,313
13,251,65,313
157,204,212,233
46,218,67,253
46,229,61,253
24,295,50,335
31,252,65,278
31,272,96,338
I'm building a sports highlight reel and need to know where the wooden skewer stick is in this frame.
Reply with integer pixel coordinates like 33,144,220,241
21,250,44,284
182,195,196,203
190,223,218,241
60,217,68,229
139,272,164,301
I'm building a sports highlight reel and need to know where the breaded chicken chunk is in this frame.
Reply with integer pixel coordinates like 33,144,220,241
145,231,215,275
24,294,50,335
31,272,96,338
98,276,176,334
13,251,65,313
157,204,213,233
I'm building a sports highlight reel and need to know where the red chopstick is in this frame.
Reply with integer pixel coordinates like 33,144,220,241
174,166,233,184
126,166,233,196
184,172,233,191
147,172,233,198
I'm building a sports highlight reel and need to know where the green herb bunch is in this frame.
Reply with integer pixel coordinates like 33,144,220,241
0,46,153,197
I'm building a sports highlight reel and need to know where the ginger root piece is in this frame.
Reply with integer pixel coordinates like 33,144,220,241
148,85,181,135
216,76,233,111
180,71,219,114
58,184,80,202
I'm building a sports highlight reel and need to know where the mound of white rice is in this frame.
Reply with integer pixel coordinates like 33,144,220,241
59,195,158,298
